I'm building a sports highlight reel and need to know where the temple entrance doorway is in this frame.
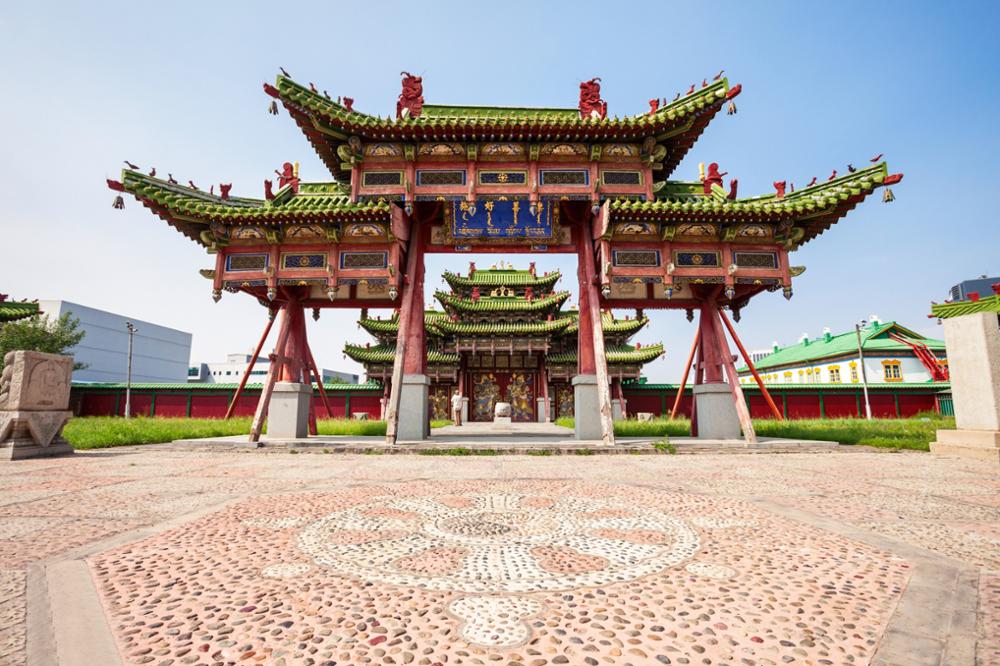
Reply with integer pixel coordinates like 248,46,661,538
470,370,536,422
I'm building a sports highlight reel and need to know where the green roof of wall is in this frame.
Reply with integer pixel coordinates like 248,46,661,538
930,293,1000,319
0,301,40,323
435,290,570,313
442,269,562,290
740,322,945,372
343,344,460,364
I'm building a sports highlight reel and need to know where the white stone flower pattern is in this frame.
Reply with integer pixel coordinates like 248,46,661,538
251,492,752,648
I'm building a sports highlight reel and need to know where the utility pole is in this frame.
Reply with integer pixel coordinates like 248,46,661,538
855,321,872,420
125,322,137,419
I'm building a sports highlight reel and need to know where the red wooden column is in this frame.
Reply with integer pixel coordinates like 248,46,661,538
538,353,550,422
698,299,725,383
384,212,426,443
575,208,615,445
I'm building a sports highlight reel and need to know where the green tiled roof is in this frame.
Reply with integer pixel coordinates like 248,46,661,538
442,269,561,291
616,163,895,247
930,292,1000,319
430,318,573,337
547,344,665,365
564,312,648,337
0,301,40,323
739,321,945,372
359,312,448,338
344,344,459,365
624,381,950,392
118,170,390,246
275,75,734,178
435,290,570,314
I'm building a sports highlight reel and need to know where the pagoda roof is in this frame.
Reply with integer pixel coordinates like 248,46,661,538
442,269,561,291
0,300,40,324
359,312,448,338
430,317,573,337
114,170,390,246
272,75,737,180
739,321,945,372
563,312,649,337
435,290,570,314
344,344,459,365
614,163,899,247
547,343,665,365
930,291,1000,319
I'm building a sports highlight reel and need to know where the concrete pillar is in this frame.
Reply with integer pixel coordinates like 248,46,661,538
573,375,601,440
397,374,430,441
461,397,469,423
693,383,741,439
268,382,312,438
611,399,624,421
931,312,1000,462
536,397,548,422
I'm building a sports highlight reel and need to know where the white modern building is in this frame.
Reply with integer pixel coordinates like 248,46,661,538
189,353,359,384
737,318,949,386
37,300,192,383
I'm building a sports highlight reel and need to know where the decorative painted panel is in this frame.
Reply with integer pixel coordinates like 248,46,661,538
226,254,268,272
613,250,660,267
674,251,720,267
601,144,639,161
430,387,452,421
344,222,386,238
284,225,327,241
478,170,527,185
281,253,326,270
556,384,574,418
734,252,778,269
539,169,589,186
364,143,404,159
614,221,657,237
539,143,587,159
675,223,718,237
277,278,326,286
508,372,535,422
223,279,266,289
416,170,466,186
444,197,558,242
361,171,404,187
472,372,501,421
417,142,464,158
479,143,526,160
340,252,388,269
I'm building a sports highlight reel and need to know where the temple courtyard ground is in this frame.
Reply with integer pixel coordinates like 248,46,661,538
1,446,998,666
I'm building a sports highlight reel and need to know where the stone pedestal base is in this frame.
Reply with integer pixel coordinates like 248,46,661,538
268,383,312,439
611,399,625,422
693,383,741,439
536,397,548,423
931,429,1000,463
494,416,513,425
572,375,601,440
461,397,469,424
0,410,74,460
397,374,430,441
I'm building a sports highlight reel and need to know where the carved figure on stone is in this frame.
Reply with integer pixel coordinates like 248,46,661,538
578,78,608,120
0,351,74,460
396,72,424,119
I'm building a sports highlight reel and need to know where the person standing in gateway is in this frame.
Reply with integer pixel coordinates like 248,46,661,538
451,390,463,426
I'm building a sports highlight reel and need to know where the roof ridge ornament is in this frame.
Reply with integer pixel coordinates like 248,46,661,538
578,78,607,120
397,72,424,120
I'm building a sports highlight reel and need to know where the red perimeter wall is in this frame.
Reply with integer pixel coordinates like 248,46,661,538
72,384,941,420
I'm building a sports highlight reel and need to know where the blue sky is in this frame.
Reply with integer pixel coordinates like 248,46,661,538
2,1,997,381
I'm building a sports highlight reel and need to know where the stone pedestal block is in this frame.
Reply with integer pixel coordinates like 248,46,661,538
693,383,741,439
461,397,469,424
268,382,312,439
1,351,75,461
572,375,601,440
611,399,625,422
943,312,1000,431
397,374,430,441
536,397,548,423
931,429,1000,463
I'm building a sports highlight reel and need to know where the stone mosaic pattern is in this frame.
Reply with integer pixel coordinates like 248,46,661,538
91,480,909,664
0,447,994,665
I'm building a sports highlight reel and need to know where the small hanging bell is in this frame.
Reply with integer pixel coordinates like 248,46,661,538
112,195,124,209
882,187,895,203
727,101,737,115
268,100,279,115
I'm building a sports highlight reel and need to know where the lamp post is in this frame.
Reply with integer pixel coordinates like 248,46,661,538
855,321,872,420
124,322,137,419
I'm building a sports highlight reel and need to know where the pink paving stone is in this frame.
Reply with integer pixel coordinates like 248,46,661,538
89,480,911,666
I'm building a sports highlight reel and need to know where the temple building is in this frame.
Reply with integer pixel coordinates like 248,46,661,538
738,319,948,385
345,263,663,422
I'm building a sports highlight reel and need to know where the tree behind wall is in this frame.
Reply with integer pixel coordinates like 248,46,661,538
0,313,87,371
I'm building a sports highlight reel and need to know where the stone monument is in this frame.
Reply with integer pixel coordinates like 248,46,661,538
0,351,75,460
494,401,512,425
930,290,1000,463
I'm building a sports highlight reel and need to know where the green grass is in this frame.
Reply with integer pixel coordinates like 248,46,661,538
556,414,954,452
430,419,451,429
416,448,500,456
63,416,388,449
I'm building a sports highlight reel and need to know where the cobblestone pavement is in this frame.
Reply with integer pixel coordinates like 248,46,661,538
1,447,997,665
